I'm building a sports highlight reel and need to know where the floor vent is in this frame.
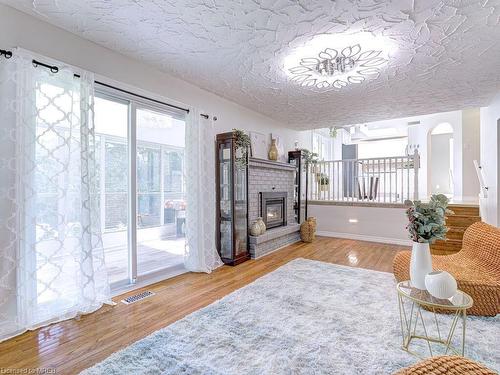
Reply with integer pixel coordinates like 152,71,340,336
121,291,155,305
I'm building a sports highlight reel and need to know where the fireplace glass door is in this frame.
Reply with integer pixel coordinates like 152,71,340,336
266,202,283,227
261,192,287,229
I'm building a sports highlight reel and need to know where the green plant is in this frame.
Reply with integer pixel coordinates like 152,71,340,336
404,194,453,244
328,126,338,138
232,128,250,167
319,173,329,185
299,148,318,167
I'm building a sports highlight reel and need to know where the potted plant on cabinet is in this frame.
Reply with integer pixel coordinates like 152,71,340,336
299,148,319,172
404,194,452,289
232,128,251,167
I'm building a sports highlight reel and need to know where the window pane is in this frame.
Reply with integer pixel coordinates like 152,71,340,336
136,107,185,276
163,150,184,195
94,96,130,284
357,137,408,158
137,146,161,228
104,141,128,229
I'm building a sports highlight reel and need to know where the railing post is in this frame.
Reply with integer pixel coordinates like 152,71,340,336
413,149,419,200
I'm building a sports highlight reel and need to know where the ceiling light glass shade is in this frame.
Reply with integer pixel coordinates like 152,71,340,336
284,33,395,90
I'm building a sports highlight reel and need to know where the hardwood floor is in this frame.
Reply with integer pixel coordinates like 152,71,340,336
0,237,408,374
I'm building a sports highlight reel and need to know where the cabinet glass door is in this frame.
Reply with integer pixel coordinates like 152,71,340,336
234,159,248,258
298,162,307,223
219,142,233,259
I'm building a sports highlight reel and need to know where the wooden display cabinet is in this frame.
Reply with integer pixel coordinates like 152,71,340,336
215,132,250,265
288,150,309,224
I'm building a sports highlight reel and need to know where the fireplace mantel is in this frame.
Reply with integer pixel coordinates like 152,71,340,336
248,157,296,171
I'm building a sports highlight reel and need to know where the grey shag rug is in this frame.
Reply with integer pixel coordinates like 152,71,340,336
81,258,499,374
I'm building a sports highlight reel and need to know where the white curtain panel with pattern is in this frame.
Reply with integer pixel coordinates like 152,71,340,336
0,49,111,342
184,110,223,273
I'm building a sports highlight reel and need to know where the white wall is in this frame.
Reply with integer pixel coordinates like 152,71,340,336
480,93,500,226
0,4,306,152
405,111,463,200
310,204,410,245
430,133,453,195
462,109,481,200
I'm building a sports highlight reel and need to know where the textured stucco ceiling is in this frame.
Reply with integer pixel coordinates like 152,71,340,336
3,0,500,129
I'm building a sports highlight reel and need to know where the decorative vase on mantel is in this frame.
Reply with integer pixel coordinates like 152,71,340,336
410,242,432,290
268,139,278,161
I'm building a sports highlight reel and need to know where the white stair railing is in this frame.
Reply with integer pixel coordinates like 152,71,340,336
473,160,488,198
308,150,420,204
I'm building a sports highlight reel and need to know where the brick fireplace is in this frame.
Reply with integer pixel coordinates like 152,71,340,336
248,158,300,258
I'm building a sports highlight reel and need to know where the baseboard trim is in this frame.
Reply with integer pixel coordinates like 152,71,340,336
110,264,187,298
316,231,412,246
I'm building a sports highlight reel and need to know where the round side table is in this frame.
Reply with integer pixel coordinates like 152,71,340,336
396,280,473,359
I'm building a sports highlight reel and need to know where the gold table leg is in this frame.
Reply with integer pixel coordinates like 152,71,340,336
397,294,467,358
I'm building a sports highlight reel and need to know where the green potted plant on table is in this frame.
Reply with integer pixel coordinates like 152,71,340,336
404,194,452,289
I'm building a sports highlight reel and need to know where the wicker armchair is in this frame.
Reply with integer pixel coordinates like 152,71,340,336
393,221,500,316
394,355,496,374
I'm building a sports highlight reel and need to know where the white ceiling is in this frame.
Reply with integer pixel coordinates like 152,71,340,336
3,0,500,129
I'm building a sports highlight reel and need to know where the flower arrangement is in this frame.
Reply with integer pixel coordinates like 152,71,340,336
232,128,250,167
404,194,453,244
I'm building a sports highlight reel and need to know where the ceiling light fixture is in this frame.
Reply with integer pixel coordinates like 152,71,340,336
284,33,395,90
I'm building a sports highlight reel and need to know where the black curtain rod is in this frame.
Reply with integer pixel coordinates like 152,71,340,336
0,49,13,59
1,48,190,114
33,59,59,73
91,79,190,114
1,49,220,120
73,74,189,114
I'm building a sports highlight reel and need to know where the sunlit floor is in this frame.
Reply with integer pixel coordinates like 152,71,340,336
8,237,406,373
104,237,185,283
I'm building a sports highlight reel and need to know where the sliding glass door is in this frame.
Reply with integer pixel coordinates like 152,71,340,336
136,106,186,277
94,90,186,289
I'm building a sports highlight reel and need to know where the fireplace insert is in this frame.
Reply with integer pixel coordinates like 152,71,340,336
260,192,287,229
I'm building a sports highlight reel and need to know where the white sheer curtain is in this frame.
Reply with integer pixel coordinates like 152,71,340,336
0,49,111,342
184,109,223,273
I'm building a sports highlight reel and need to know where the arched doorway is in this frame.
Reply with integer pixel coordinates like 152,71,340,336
429,123,454,197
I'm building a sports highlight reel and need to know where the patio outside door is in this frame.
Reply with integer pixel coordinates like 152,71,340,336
94,89,186,290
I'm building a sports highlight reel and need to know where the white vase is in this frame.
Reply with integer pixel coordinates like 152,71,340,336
410,242,432,290
425,270,457,299
250,221,261,236
256,217,266,235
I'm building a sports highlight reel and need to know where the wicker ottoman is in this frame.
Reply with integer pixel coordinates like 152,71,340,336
393,355,496,375
393,222,500,316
